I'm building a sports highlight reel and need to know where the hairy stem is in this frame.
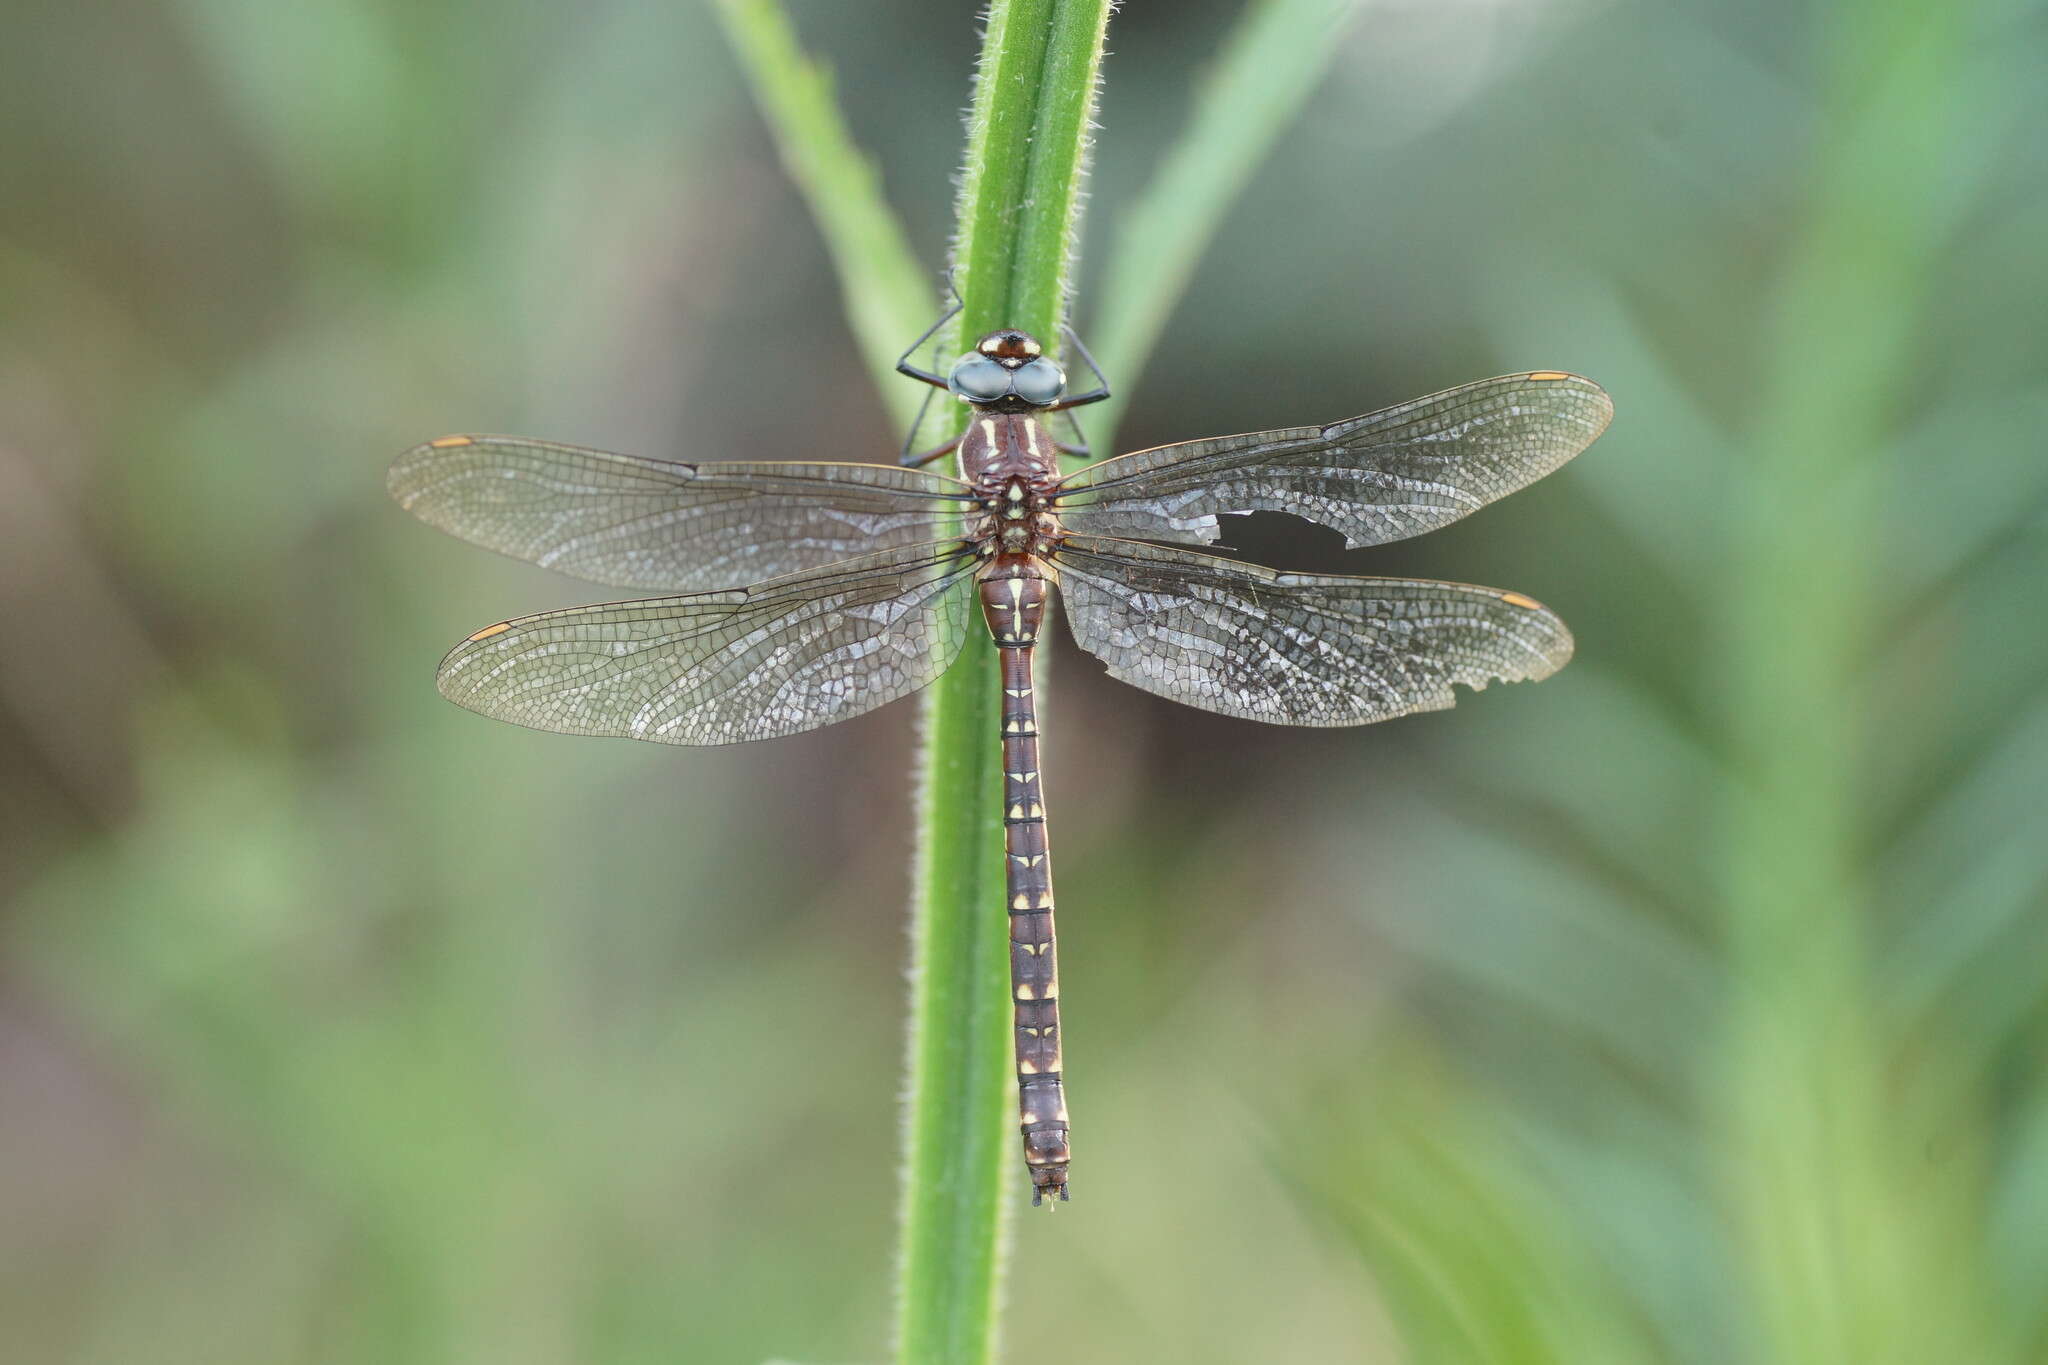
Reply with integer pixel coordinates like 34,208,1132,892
896,5,1112,1362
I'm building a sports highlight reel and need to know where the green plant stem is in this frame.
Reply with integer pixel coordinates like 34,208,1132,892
897,6,1112,1362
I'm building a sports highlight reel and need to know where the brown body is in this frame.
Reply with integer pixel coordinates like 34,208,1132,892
401,320,1602,1206
962,411,1073,1201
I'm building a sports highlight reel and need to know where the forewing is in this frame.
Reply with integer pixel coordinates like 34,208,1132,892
1054,372,1610,549
1052,536,1572,726
436,542,980,744
390,435,973,590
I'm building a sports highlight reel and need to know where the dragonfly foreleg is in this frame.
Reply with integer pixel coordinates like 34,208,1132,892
894,289,966,391
1047,322,1111,411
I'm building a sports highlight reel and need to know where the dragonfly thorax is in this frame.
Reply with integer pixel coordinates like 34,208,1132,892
997,521,1051,554
971,468,1062,558
959,412,1060,489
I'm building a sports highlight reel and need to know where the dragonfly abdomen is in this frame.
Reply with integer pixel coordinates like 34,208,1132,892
980,562,1069,1203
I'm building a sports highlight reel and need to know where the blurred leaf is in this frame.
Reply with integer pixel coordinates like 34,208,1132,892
1364,814,1710,1085
1880,389,2048,599
172,0,409,212
1991,1084,2048,1349
1283,1049,1666,1365
1477,257,1732,587
1884,692,2048,1040
1090,0,1364,453
711,0,936,430
1441,667,1724,929
1714,3,2022,1361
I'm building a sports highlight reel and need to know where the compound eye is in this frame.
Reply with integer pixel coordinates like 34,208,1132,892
948,354,1010,401
1010,357,1065,405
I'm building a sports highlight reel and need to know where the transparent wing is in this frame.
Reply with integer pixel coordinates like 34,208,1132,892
1054,372,1610,549
1051,535,1572,726
390,435,974,591
436,542,980,745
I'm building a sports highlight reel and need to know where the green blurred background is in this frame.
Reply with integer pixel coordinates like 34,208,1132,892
4,1,2045,1361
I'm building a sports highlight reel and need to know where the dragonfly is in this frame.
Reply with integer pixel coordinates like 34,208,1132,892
389,312,1612,1204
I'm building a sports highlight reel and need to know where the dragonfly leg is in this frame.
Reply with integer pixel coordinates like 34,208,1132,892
895,288,965,391
896,361,949,390
899,383,936,464
901,433,961,469
1048,322,1111,411
1052,406,1092,460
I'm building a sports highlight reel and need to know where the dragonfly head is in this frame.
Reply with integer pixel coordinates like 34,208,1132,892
948,330,1066,408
